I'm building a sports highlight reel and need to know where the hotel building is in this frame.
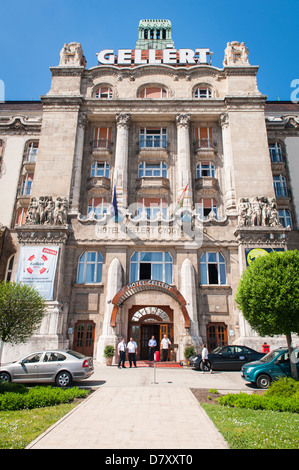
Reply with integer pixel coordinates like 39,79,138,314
0,19,298,363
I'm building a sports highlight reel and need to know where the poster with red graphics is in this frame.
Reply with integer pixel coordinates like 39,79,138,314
16,246,59,300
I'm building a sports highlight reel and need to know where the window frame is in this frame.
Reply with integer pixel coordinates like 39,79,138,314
76,251,103,284
137,198,168,220
94,87,113,99
87,197,108,218
198,198,218,219
273,174,287,197
196,161,215,178
269,143,283,162
21,173,33,196
278,209,292,228
138,161,167,178
200,252,227,285
139,127,167,149
90,161,110,178
194,87,212,99
140,87,167,99
130,251,173,284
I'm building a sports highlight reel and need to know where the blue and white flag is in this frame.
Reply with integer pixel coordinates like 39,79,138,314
111,185,119,221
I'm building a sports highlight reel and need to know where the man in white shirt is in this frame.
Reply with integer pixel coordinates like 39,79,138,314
201,343,212,373
127,337,138,368
148,335,157,361
161,334,171,362
118,338,127,368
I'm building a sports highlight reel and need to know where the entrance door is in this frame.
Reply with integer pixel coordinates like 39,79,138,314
140,324,160,359
160,324,173,361
206,323,228,352
73,321,95,357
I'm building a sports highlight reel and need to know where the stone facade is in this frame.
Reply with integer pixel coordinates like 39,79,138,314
0,21,298,363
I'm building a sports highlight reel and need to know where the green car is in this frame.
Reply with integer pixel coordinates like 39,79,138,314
241,347,299,389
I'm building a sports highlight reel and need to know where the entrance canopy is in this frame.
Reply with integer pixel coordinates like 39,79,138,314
110,280,190,328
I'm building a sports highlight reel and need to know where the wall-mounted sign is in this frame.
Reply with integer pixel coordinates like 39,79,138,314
16,246,59,300
245,248,284,266
96,48,212,66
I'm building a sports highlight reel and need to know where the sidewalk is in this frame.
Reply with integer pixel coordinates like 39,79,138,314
26,363,249,449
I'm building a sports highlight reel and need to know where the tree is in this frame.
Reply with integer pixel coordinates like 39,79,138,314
0,281,47,365
235,250,299,380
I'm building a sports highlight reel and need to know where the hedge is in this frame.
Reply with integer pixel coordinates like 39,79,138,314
0,385,90,411
218,392,299,413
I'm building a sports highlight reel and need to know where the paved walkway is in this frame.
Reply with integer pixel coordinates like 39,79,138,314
27,363,252,449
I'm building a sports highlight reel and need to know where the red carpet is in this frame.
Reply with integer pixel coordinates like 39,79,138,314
123,360,183,368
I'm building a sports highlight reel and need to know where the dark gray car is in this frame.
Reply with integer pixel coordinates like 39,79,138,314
0,350,94,387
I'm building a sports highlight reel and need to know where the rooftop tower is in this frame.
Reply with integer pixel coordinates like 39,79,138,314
135,19,175,50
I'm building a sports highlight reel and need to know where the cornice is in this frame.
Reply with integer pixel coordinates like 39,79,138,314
0,115,42,135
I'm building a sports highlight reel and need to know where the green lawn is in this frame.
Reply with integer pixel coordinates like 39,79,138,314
202,403,299,449
0,402,78,449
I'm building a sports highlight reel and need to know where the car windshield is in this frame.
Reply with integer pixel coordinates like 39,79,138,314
260,349,283,363
66,350,85,359
211,347,222,354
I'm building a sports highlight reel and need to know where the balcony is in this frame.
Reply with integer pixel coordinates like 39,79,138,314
194,139,216,160
91,139,112,159
136,176,170,195
138,137,168,160
195,177,219,195
87,176,111,195
23,150,37,172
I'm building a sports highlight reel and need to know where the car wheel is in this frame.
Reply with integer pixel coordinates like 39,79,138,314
199,360,211,372
55,371,72,387
0,372,11,383
256,374,271,389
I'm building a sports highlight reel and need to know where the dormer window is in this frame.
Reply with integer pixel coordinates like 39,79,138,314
194,87,212,99
94,87,113,99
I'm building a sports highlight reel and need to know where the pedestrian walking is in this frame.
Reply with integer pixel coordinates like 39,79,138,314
118,338,127,368
127,337,138,367
148,335,157,361
161,334,171,362
201,343,212,373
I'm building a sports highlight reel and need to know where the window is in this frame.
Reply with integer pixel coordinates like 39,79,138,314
137,198,168,220
138,162,167,178
273,175,287,197
21,174,33,196
88,197,108,218
140,87,167,98
279,209,292,228
200,252,226,285
196,162,215,178
15,207,28,226
25,141,38,163
194,127,213,148
93,127,112,149
194,87,212,99
198,198,217,219
269,143,283,162
43,353,66,362
5,255,14,282
77,251,103,284
130,251,173,284
94,87,113,98
91,161,110,178
140,128,167,148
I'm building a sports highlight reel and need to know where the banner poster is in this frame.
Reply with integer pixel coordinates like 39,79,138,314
16,246,60,300
245,247,284,266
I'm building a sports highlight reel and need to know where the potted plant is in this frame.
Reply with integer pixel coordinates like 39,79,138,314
104,345,115,366
184,346,196,366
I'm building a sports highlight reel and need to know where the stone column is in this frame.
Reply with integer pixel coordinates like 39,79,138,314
113,113,130,209
219,113,237,214
96,258,122,363
176,114,193,209
69,113,87,213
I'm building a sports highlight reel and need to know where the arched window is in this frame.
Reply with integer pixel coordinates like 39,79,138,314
130,251,173,284
5,255,15,282
196,162,215,178
24,141,39,163
94,86,113,99
194,87,212,99
139,87,167,98
77,251,103,284
200,252,226,285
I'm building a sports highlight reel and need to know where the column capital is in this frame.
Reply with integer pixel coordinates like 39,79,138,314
176,113,190,129
116,113,131,129
219,112,229,128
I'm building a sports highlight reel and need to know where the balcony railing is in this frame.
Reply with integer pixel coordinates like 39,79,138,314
92,139,112,150
194,139,214,149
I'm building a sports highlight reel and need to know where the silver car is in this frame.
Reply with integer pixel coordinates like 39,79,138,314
0,350,94,387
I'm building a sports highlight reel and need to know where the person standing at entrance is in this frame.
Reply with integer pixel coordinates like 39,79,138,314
161,334,171,362
148,335,157,361
127,337,138,368
201,343,212,373
118,338,127,368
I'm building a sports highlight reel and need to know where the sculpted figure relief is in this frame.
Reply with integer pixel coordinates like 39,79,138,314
223,41,249,66
59,42,86,67
25,196,68,226
237,196,281,228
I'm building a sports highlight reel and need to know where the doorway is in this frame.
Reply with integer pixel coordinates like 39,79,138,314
73,320,95,357
206,322,228,352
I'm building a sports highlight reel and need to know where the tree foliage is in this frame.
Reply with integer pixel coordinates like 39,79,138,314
235,250,299,337
0,281,47,345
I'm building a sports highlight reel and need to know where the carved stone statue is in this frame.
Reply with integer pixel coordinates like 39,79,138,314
25,196,68,226
237,196,281,228
59,42,87,67
223,41,249,66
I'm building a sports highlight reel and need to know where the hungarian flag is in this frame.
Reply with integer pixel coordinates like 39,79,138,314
111,185,119,221
171,183,188,218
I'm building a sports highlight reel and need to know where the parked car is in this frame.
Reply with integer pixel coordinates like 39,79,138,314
189,345,265,371
0,350,94,387
241,347,299,389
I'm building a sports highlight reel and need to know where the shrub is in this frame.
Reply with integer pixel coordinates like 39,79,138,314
0,386,89,411
218,392,299,413
184,346,196,359
265,377,299,398
104,345,115,358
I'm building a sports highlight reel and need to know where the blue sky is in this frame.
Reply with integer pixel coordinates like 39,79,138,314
1,0,298,101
